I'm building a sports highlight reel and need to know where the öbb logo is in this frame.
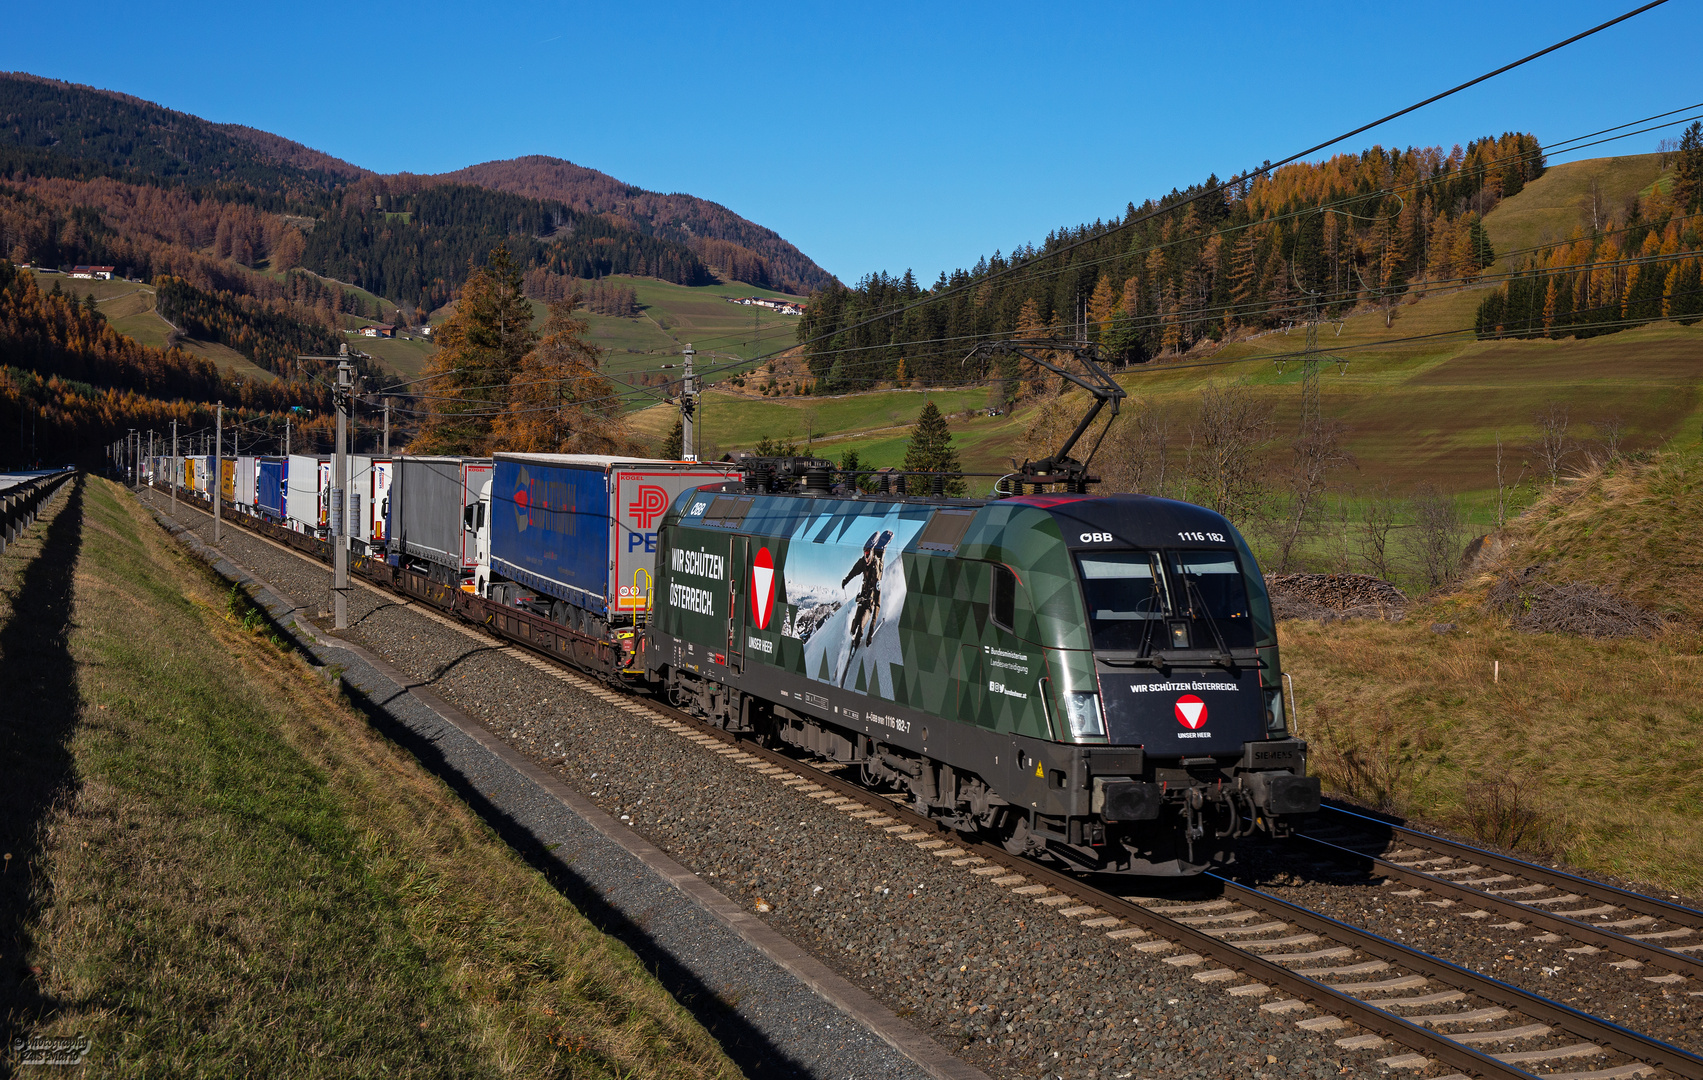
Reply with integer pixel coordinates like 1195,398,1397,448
628,486,670,529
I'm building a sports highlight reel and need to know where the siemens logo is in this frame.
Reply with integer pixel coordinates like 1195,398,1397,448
671,547,726,580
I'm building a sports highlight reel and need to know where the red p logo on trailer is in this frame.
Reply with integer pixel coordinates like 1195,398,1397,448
1174,694,1208,730
628,485,670,529
751,547,775,629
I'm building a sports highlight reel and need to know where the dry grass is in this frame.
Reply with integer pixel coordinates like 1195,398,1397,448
1475,453,1703,627
3,477,742,1078
1282,450,1703,893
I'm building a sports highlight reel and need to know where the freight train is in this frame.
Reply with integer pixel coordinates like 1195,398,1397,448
152,450,1317,876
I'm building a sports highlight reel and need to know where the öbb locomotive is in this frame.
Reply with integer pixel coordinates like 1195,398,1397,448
649,460,1318,876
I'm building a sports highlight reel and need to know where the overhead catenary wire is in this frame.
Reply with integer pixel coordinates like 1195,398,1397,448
703,0,1673,375
383,92,1695,407
602,102,1698,391
293,11,1686,447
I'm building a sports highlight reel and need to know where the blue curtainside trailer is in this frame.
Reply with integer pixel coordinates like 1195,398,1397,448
488,454,741,619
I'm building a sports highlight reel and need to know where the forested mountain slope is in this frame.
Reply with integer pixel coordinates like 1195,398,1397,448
0,71,836,464
797,134,1543,393
0,72,366,199
433,156,833,295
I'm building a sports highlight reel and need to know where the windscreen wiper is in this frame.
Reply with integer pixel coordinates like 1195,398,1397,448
1100,653,1168,669
1183,576,1238,670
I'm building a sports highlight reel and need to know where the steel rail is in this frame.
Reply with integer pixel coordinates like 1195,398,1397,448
148,488,1703,1079
684,717,1703,1080
1295,830,1703,977
1207,875,1703,1080
1317,804,1703,929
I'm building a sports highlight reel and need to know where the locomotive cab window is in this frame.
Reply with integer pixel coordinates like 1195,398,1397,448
1077,552,1169,653
1170,551,1256,650
991,565,1017,630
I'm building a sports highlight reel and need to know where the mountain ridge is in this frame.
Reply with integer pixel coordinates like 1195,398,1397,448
0,72,831,292
430,155,833,295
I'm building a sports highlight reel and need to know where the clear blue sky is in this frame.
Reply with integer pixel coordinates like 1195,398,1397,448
4,1,1696,285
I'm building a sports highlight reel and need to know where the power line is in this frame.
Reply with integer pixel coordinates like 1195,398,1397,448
732,0,1672,372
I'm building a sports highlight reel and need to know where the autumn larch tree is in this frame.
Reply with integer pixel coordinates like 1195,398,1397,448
491,293,633,454
412,245,536,454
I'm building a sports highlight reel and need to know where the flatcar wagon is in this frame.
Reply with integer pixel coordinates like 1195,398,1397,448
647,460,1318,876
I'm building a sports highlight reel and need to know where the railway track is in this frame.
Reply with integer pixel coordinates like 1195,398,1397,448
142,484,1703,1079
552,678,1703,1079
1295,806,1703,976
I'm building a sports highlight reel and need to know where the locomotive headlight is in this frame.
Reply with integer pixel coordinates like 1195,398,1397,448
1264,687,1288,734
1065,692,1105,738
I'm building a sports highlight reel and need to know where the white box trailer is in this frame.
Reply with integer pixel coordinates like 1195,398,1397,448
340,455,371,542
348,456,392,544
224,456,256,509
286,454,328,534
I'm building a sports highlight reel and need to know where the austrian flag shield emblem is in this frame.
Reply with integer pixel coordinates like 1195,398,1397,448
751,547,775,630
1174,694,1208,730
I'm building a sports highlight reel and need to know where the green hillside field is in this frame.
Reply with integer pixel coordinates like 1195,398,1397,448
44,275,280,386
1482,152,1668,268
627,283,1703,512
415,273,805,391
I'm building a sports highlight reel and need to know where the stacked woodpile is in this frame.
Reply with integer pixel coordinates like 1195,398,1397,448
1485,566,1665,638
1265,573,1408,623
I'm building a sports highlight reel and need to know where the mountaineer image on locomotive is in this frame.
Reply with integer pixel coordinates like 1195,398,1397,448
648,461,1319,875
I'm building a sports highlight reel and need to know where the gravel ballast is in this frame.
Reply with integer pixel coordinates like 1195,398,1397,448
144,491,1527,1079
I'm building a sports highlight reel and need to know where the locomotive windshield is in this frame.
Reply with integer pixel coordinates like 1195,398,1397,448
1077,548,1259,653
1077,553,1169,652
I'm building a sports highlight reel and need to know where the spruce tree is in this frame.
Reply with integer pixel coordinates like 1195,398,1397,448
902,400,964,496
1675,122,1703,213
660,417,684,458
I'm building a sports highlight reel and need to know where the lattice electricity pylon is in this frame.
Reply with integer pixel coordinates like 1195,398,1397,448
1289,259,1327,442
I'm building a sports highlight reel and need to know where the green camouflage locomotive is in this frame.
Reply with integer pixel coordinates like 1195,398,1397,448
648,468,1318,875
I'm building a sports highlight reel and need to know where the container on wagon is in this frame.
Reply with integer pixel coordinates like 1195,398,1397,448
285,454,327,534
256,458,286,519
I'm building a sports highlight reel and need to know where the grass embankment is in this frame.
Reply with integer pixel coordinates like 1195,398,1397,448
0,476,741,1079
1281,450,1703,893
